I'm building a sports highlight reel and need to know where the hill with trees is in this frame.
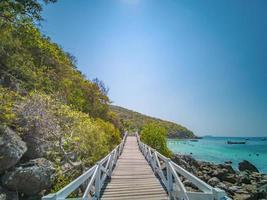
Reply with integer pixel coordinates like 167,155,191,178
110,105,195,139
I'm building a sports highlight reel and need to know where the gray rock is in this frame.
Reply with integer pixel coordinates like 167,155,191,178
238,171,251,184
0,186,18,200
216,182,228,191
248,184,267,200
258,179,267,187
256,183,267,199
202,174,211,182
0,126,27,174
212,169,227,180
207,177,220,187
22,133,49,159
218,164,236,174
172,154,199,173
224,174,237,184
238,160,259,173
2,158,55,195
228,185,242,192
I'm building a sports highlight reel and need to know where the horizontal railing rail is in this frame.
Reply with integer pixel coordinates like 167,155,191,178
42,132,128,200
136,133,231,200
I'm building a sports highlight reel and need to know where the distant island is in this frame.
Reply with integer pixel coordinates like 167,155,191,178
110,105,196,139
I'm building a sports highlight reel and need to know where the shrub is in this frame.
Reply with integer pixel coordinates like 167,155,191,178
140,123,172,157
0,86,22,126
15,91,121,165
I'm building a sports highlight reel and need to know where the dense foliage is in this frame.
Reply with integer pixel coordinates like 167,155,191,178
15,92,120,165
111,105,195,138
0,0,121,194
0,13,112,121
140,123,172,157
0,0,56,23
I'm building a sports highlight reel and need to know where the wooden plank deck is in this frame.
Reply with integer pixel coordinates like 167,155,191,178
100,136,168,200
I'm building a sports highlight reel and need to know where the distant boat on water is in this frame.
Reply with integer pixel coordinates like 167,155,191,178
227,141,246,144
190,139,199,142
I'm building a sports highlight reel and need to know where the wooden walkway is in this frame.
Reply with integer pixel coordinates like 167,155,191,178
100,136,168,200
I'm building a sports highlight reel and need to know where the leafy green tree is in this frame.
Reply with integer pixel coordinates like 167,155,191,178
0,0,56,23
140,123,172,157
0,14,112,122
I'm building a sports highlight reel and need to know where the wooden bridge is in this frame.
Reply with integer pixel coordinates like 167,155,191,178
42,133,230,200
100,136,168,200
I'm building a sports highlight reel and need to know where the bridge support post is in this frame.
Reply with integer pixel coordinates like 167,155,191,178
95,163,101,199
151,150,156,172
108,152,114,177
166,158,174,200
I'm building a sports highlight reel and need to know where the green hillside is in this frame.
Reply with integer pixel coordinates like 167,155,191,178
110,105,195,139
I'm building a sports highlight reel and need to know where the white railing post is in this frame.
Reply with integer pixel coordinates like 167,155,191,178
94,162,101,199
166,158,173,199
151,150,156,172
108,151,114,177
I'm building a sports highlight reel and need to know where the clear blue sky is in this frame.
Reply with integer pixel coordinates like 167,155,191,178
41,0,267,137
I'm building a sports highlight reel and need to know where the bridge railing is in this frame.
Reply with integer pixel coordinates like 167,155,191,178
136,133,231,200
42,132,127,200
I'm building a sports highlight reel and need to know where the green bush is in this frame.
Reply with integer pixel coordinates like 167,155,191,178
15,92,121,166
0,18,111,122
140,123,172,157
0,86,22,126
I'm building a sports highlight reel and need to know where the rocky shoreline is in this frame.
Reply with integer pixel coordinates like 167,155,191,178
172,154,267,200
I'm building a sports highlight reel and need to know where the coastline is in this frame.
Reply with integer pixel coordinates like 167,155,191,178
167,137,267,173
172,153,267,200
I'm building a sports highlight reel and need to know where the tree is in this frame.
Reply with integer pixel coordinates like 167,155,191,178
0,0,57,24
140,123,172,157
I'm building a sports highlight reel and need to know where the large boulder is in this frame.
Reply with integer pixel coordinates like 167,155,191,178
238,160,259,173
22,133,49,159
0,126,27,174
249,183,267,200
212,169,227,180
0,186,18,200
218,164,236,174
238,171,251,184
2,158,55,195
172,154,199,173
207,177,221,187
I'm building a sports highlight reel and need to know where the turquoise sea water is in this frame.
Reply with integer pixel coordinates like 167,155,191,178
167,137,267,173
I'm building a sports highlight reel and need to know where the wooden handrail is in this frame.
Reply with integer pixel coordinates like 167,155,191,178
42,132,128,200
135,132,231,200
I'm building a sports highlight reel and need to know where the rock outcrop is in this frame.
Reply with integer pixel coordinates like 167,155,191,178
22,132,50,160
0,186,18,200
2,158,55,195
0,126,27,174
207,177,220,187
172,154,267,200
238,160,259,173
